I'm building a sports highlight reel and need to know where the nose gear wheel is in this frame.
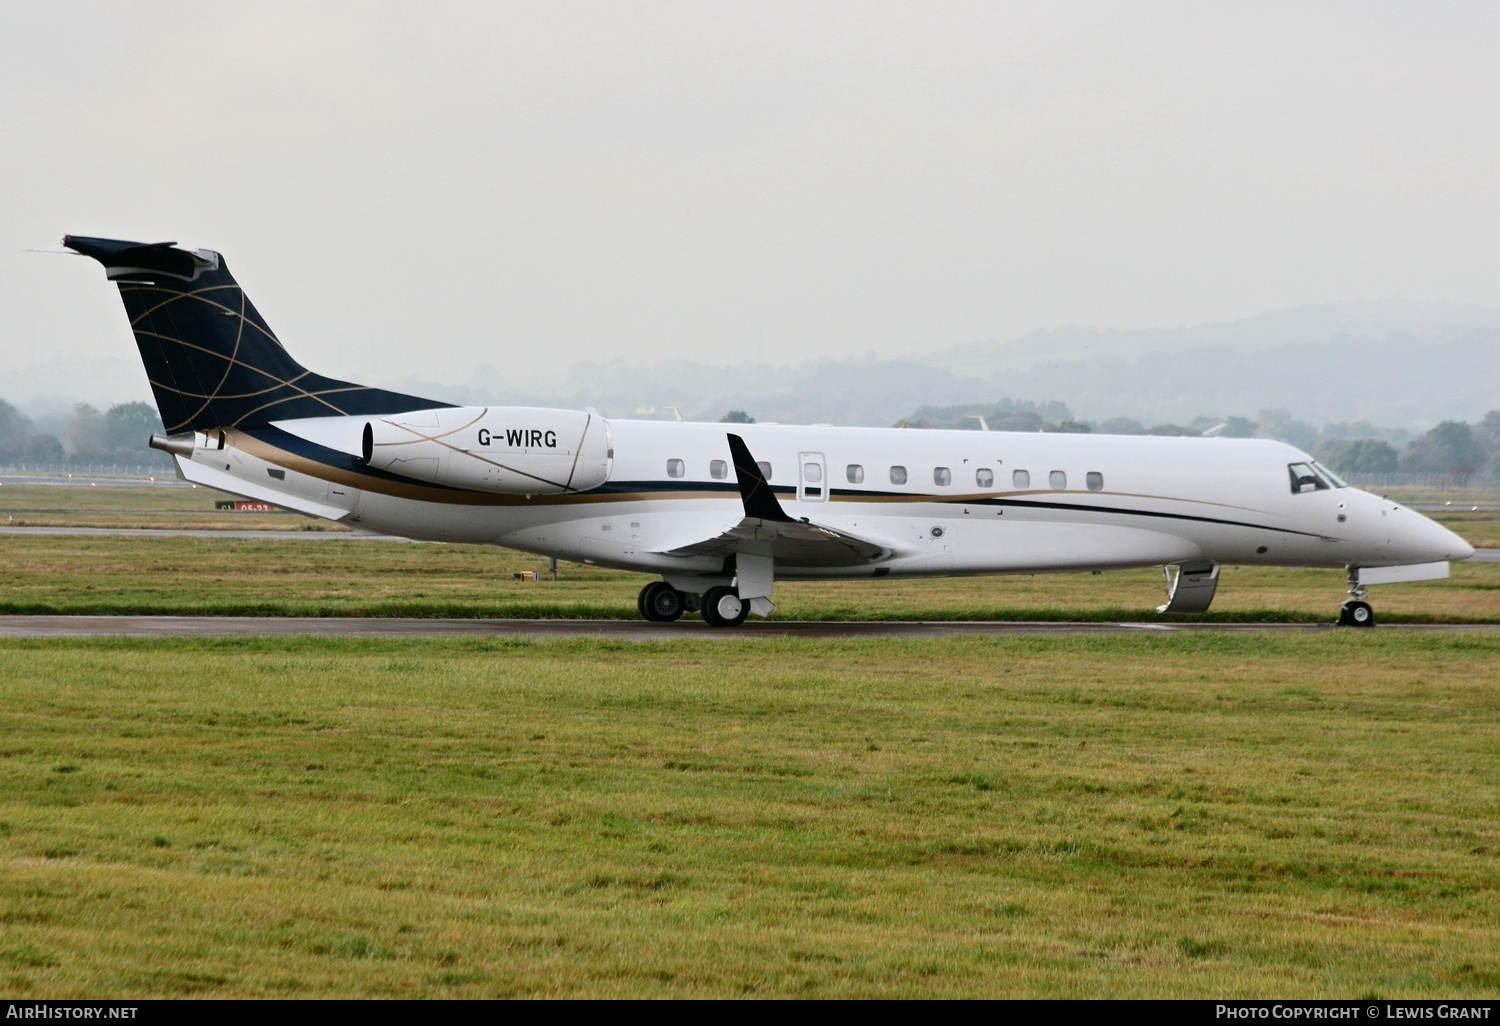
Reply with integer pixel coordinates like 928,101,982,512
701,585,748,627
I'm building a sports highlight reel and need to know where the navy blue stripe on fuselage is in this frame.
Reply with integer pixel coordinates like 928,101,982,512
243,425,479,491
242,431,1317,537
944,494,1319,537
603,482,1320,537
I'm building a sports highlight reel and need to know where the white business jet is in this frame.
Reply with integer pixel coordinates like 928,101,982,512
58,236,1473,627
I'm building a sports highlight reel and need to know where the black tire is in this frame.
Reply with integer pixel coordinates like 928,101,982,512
701,586,748,627
1339,600,1375,628
638,581,684,623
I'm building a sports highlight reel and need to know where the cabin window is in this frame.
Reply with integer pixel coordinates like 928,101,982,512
667,459,684,479
1050,470,1067,489
1013,469,1030,489
1086,471,1103,491
757,461,773,480
934,467,952,486
847,464,864,484
890,465,908,485
803,462,822,483
976,468,994,488
710,459,727,480
1288,462,1329,494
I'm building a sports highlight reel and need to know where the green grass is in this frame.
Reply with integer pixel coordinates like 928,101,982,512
0,482,345,531
4,478,1498,622
1,533,1498,622
1,633,1497,997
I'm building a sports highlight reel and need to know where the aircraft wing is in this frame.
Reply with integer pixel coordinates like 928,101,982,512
649,433,894,568
651,514,890,567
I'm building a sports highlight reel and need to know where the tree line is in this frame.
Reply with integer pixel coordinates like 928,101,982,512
879,402,1500,483
0,399,169,468
7,392,1500,482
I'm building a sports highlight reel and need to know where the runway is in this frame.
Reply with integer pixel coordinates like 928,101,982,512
2,524,1497,561
3,615,1499,639
0,526,389,540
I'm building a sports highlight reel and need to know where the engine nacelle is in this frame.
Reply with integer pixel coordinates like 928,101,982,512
362,406,611,495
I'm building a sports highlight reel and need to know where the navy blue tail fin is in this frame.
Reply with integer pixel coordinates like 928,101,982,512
63,235,448,434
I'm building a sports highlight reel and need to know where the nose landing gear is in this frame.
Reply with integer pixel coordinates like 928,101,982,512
1338,568,1375,627
700,585,749,627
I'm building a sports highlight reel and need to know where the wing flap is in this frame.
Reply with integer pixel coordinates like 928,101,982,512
653,515,892,568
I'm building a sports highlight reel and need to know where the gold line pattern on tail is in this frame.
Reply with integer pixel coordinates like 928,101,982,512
124,281,398,432
182,285,249,427
124,284,283,347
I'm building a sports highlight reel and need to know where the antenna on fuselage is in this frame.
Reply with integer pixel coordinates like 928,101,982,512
969,415,990,432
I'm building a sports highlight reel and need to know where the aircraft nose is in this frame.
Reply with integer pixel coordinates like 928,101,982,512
1447,525,1476,561
1353,490,1474,563
1413,513,1474,562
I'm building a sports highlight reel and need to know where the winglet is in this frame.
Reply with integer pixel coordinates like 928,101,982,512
726,433,790,522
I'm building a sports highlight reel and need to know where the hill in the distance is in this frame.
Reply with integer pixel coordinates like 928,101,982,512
387,298,1500,430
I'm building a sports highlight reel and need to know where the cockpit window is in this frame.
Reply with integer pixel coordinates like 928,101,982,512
1288,461,1329,494
1314,461,1348,488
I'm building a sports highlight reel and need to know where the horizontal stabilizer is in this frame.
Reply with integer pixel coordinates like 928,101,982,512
62,235,217,281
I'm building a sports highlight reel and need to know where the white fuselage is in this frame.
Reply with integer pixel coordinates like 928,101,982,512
175,415,1473,589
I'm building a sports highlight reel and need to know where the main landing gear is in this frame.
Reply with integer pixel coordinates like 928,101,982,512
636,582,749,627
1338,567,1375,627
637,581,686,622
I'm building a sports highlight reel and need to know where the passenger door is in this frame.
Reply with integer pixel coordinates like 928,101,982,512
798,452,827,502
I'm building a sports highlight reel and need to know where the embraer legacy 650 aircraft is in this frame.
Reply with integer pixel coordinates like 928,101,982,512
59,235,1473,627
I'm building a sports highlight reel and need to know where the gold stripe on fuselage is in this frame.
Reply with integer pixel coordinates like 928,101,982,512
233,431,1279,521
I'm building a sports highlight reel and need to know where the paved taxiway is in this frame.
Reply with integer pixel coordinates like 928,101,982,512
2,525,1498,561
0,526,386,540
3,615,1499,639
2,526,1493,636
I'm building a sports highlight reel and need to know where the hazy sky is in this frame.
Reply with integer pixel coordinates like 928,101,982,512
4,1,1500,408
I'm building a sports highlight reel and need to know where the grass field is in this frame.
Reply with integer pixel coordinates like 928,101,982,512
1,633,1496,998
1,532,1497,623
2,481,1499,622
0,482,347,532
1,478,1497,621
3,480,1498,997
